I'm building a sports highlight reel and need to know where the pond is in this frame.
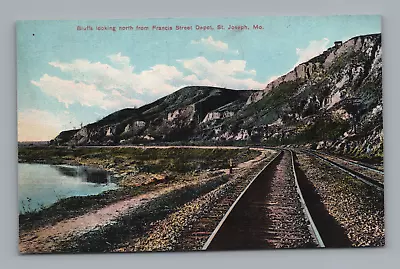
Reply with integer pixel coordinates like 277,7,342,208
18,163,118,214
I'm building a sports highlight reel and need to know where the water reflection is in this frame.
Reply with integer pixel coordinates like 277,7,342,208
53,165,111,184
18,163,118,214
53,165,78,177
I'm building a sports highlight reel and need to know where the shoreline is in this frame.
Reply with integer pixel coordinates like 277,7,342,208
18,146,262,233
18,147,274,253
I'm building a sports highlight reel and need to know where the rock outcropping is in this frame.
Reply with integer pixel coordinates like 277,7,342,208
52,34,383,160
52,87,254,145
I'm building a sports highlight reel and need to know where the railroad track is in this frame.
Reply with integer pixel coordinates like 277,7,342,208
201,149,324,250
311,150,383,174
301,149,384,191
173,152,283,251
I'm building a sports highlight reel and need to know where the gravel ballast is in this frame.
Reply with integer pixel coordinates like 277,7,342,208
296,152,384,247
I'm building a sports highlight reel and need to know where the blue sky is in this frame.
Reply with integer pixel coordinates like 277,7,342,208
17,15,381,141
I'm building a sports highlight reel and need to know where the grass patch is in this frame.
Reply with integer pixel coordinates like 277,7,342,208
18,146,260,230
18,147,260,173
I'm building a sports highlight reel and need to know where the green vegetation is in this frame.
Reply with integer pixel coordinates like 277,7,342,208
303,118,350,141
242,80,303,126
19,183,154,231
18,146,260,174
259,116,351,146
18,146,260,230
345,141,384,165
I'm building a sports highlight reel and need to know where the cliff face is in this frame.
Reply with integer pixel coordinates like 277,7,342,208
246,59,327,105
238,33,383,157
52,86,255,145
52,34,383,159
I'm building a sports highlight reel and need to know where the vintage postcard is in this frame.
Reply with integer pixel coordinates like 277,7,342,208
17,15,384,254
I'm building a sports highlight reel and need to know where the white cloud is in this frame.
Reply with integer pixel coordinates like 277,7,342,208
48,56,184,95
266,75,281,84
32,53,269,112
18,109,80,141
48,59,137,93
293,38,330,68
107,52,131,68
31,74,144,109
102,92,144,109
191,36,239,55
177,57,265,90
31,74,104,108
137,64,184,94
262,38,331,88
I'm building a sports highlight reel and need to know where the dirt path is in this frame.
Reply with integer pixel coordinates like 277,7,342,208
237,148,273,169
19,147,276,254
19,185,180,253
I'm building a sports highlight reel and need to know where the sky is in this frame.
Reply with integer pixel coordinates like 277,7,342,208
17,15,381,141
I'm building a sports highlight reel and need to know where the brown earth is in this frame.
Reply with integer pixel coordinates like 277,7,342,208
19,147,276,254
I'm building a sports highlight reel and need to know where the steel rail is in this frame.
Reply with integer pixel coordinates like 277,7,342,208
201,150,283,250
289,149,325,248
202,149,325,249
309,149,384,175
302,149,384,191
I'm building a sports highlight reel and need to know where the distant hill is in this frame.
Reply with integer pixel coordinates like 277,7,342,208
18,141,50,147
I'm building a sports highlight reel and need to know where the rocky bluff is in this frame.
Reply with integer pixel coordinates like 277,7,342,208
52,34,383,160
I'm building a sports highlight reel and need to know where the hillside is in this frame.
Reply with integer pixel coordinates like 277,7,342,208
52,33,383,159
52,86,256,145
212,33,383,158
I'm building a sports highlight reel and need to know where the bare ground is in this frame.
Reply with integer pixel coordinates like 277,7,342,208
19,148,276,254
295,151,384,247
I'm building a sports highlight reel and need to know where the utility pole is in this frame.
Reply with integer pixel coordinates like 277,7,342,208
132,120,135,143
